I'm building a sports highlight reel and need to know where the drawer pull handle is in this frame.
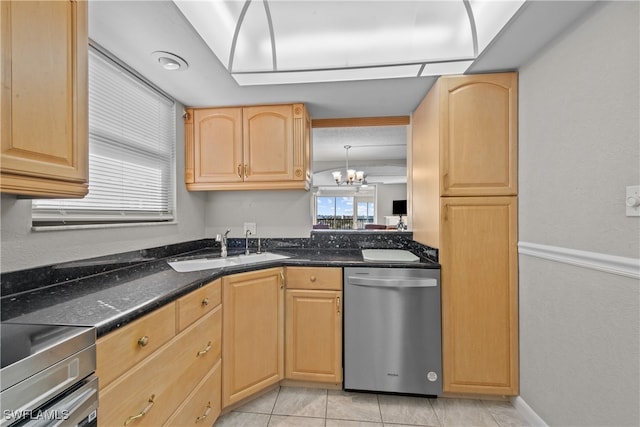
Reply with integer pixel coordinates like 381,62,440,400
195,402,212,423
309,276,316,282
124,394,155,426
202,298,209,306
197,341,213,357
137,336,149,347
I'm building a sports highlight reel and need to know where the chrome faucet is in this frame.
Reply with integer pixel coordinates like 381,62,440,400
245,229,252,256
216,229,231,257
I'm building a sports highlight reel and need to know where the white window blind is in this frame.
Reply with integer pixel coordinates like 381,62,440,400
33,47,176,225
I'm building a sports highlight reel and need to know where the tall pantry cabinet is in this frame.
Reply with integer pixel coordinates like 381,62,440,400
411,72,519,396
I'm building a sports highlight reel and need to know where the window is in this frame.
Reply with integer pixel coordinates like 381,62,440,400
32,46,176,226
357,201,375,223
314,187,376,229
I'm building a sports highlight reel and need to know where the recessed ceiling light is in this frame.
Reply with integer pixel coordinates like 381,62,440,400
151,51,188,71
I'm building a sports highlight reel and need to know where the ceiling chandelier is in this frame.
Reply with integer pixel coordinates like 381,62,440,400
333,145,364,186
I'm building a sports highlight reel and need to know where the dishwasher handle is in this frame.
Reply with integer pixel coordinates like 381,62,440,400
348,276,438,288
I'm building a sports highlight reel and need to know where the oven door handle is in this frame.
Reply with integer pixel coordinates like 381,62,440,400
19,376,98,427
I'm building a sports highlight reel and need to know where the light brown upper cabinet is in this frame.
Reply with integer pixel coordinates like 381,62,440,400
184,104,310,191
1,0,88,198
431,73,518,197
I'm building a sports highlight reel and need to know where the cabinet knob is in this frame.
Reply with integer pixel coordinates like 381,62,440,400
309,276,316,282
137,336,149,347
201,298,209,306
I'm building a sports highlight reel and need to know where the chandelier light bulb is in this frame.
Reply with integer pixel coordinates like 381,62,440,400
333,145,365,185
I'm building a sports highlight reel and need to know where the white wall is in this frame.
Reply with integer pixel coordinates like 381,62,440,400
202,182,407,237
518,2,639,425
376,183,407,222
0,106,207,273
204,190,313,239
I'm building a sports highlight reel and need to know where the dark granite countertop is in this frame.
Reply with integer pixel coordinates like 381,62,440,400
1,235,439,337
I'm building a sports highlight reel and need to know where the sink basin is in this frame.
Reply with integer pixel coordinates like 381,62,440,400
168,252,290,272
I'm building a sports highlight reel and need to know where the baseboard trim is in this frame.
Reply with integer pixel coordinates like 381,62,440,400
511,396,548,427
518,242,640,279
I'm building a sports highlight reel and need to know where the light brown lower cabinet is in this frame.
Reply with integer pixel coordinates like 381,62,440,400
440,196,519,395
284,267,343,384
97,279,222,427
97,266,345,425
222,268,285,408
96,303,176,390
163,360,221,426
285,289,342,383
99,307,221,426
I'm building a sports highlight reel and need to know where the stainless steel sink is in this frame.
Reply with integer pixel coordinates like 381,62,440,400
168,252,289,272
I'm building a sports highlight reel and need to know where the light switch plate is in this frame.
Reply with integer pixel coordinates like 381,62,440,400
244,222,257,235
626,185,640,217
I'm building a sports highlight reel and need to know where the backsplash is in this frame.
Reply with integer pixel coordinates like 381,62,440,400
226,230,438,260
1,232,437,297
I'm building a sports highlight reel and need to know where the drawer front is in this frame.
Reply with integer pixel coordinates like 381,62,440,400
99,307,222,427
96,303,176,389
177,279,222,332
163,360,221,427
286,267,342,290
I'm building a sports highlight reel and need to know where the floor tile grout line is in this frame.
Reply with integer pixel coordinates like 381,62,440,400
377,393,384,424
323,388,329,422
428,397,444,427
265,385,281,426
481,400,501,427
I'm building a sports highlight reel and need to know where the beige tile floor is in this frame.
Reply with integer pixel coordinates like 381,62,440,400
213,386,529,427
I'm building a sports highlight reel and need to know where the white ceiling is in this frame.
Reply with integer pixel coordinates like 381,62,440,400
88,0,599,167
312,126,408,163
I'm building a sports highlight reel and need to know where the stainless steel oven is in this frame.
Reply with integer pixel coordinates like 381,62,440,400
1,323,97,427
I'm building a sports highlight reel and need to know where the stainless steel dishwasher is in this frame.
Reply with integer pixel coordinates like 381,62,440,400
343,267,442,396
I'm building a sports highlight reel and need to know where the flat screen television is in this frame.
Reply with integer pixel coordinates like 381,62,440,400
392,200,407,216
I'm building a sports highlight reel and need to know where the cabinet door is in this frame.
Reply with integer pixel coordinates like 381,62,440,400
440,73,517,196
440,196,518,395
285,289,342,383
222,268,284,408
193,108,243,183
243,105,293,182
1,0,88,197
